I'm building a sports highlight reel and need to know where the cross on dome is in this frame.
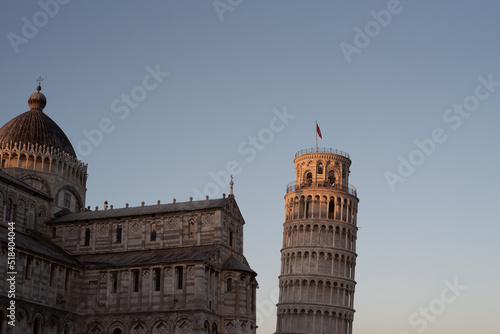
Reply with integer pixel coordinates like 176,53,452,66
36,76,44,91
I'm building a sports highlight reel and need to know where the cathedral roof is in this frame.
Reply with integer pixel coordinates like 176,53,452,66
75,245,220,268
52,197,235,223
0,85,77,158
222,255,257,275
0,170,52,200
0,226,80,266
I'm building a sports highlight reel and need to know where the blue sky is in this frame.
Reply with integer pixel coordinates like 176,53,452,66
1,1,500,333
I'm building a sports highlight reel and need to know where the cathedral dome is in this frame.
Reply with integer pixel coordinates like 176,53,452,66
0,85,77,158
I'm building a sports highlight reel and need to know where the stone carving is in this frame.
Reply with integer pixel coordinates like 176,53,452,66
240,320,248,332
131,219,141,233
174,319,192,334
202,213,214,225
97,223,109,236
153,321,169,334
89,324,103,334
67,226,77,238
166,217,179,229
225,320,235,331
131,322,147,334
187,266,194,275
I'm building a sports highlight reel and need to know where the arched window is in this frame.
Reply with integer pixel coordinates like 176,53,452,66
0,311,4,334
328,200,335,219
25,257,33,280
33,317,41,334
150,223,157,241
226,278,232,292
317,163,323,174
28,205,35,230
154,268,161,291
38,209,45,223
63,193,71,208
50,264,57,286
113,329,122,334
132,270,140,292
176,266,183,289
204,321,210,334
84,228,91,246
65,269,71,291
116,226,122,244
229,229,234,247
306,172,313,186
5,199,12,221
189,220,195,237
111,272,118,293
328,171,336,186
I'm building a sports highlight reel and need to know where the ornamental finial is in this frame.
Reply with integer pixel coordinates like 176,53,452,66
229,175,234,196
36,77,43,92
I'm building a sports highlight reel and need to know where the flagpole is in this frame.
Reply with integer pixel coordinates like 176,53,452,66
315,121,318,152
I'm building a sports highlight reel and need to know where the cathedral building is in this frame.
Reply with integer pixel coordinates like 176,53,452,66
0,84,258,334
275,148,359,334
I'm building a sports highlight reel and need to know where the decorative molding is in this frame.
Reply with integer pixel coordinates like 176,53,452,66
67,226,77,238
131,219,141,233
187,266,194,276
240,320,248,332
225,319,235,331
174,320,192,334
0,141,87,172
143,269,150,279
131,322,146,334
166,216,180,229
97,223,109,236
153,321,169,334
202,213,214,225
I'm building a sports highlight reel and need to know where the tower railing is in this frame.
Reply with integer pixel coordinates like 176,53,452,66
286,180,357,197
295,147,350,159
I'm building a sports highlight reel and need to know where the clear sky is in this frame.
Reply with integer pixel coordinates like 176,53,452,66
1,1,500,333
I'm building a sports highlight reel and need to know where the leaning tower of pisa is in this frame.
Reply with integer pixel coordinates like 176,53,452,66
275,147,359,334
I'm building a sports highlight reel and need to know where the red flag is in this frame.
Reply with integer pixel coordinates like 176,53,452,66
316,122,322,139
